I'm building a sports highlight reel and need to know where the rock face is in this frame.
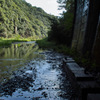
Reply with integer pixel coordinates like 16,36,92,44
71,0,100,65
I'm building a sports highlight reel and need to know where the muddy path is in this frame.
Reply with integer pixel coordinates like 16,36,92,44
0,42,75,100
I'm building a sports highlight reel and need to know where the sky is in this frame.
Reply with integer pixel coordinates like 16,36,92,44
25,0,63,16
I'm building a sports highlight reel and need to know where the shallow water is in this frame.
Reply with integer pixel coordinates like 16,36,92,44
0,41,75,100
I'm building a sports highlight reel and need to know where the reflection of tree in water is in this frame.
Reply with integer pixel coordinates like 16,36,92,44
0,43,38,61
0,42,44,84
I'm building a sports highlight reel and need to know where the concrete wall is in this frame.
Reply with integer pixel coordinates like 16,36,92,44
92,15,100,65
71,0,89,52
71,0,100,65
83,0,100,56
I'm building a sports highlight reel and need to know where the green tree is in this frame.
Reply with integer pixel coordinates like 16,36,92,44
48,0,75,46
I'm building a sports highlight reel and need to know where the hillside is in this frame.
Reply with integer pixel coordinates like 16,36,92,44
0,0,56,39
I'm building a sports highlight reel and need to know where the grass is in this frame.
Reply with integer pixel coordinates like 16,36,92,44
0,34,47,47
36,38,75,55
36,38,98,71
0,37,35,47
36,38,56,49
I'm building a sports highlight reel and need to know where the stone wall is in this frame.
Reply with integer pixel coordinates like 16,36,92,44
83,0,100,56
92,15,100,65
71,0,100,65
71,0,89,52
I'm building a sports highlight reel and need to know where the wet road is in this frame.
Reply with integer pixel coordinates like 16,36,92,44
0,42,75,100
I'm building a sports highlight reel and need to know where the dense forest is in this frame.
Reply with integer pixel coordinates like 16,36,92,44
0,0,56,39
48,0,75,47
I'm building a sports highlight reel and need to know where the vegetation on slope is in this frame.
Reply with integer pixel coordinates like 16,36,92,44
0,0,56,39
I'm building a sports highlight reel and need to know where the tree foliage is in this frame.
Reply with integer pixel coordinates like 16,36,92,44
48,0,75,46
0,0,56,38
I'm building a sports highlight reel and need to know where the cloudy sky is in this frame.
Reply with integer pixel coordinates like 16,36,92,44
25,0,63,16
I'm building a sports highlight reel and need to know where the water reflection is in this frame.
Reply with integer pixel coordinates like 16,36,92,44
0,47,76,100
0,41,44,83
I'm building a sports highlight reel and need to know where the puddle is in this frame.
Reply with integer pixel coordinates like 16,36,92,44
0,41,76,100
